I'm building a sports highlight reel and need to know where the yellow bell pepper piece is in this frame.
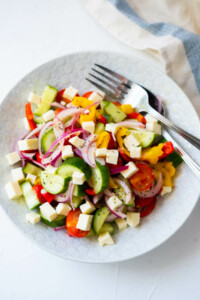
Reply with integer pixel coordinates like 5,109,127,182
96,131,110,148
120,104,134,114
109,177,118,189
72,96,96,124
34,178,41,185
72,97,92,108
95,109,103,119
116,127,130,156
141,144,164,164
153,161,176,187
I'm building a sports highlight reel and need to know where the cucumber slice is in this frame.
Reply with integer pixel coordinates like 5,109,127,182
72,196,84,209
88,223,114,236
132,130,157,148
57,157,92,180
95,123,105,134
40,171,69,194
73,184,86,197
100,100,109,112
35,85,58,116
20,181,32,195
114,185,135,207
41,127,56,153
93,206,110,235
33,116,45,124
23,162,42,176
24,190,40,210
40,213,66,228
91,161,110,194
104,102,126,123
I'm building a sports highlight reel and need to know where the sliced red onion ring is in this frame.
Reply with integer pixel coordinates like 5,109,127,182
51,102,66,109
93,192,103,204
82,134,96,167
104,189,115,197
51,151,62,167
105,205,125,222
19,151,36,160
105,197,126,219
54,185,70,203
56,107,82,122
38,121,53,158
25,127,41,140
109,165,129,175
73,147,83,158
133,173,162,198
53,225,66,231
42,149,61,165
113,178,132,204
117,120,145,129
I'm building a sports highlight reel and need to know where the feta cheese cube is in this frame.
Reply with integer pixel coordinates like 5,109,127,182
63,86,78,101
40,202,57,222
80,200,96,214
56,203,71,216
107,195,122,211
72,171,85,185
115,218,127,230
37,123,44,129
126,212,140,227
18,139,38,151
121,162,139,179
95,148,107,157
62,145,74,160
160,186,172,196
88,92,104,102
26,173,37,185
105,123,117,135
130,146,142,159
69,136,85,148
76,214,93,231
28,92,40,105
5,181,22,200
106,150,119,165
60,101,66,106
26,212,41,224
98,232,114,246
145,114,158,124
23,117,31,131
5,152,21,165
11,167,25,182
82,121,95,134
146,123,161,135
124,133,140,151
42,110,55,122
46,165,57,175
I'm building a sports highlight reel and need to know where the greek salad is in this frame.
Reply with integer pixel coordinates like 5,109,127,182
5,85,183,246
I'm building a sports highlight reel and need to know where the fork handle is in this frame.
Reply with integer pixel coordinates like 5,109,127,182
148,107,200,150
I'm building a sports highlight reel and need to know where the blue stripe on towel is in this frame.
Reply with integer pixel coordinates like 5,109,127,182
109,0,200,93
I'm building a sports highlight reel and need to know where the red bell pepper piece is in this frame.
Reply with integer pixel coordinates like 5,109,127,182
55,108,63,116
32,184,46,204
98,114,107,125
118,148,131,162
56,89,65,102
82,91,93,99
112,101,121,107
42,191,55,203
25,103,37,131
36,151,42,163
85,188,96,196
159,141,174,159
127,112,147,124
107,133,117,149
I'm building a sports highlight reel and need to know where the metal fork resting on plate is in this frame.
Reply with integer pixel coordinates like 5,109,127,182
86,64,200,180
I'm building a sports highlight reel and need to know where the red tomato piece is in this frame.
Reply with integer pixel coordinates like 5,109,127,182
159,141,174,159
135,196,156,208
140,197,157,217
127,112,146,124
98,115,107,125
130,163,154,192
55,108,63,116
25,103,37,130
56,89,65,102
85,188,96,196
66,208,89,238
82,91,93,99
118,148,131,162
107,133,117,149
36,151,42,163
32,184,46,204
112,101,121,107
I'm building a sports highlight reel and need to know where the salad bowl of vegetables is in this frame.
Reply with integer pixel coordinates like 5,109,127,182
1,51,200,263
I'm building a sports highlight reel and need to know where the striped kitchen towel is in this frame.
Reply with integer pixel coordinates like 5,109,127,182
82,0,200,114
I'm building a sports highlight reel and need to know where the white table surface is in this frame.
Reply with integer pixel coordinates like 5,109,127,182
1,1,200,299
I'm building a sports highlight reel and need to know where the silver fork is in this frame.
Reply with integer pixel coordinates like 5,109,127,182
86,64,200,150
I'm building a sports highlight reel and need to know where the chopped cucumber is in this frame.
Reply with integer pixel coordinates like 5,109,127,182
35,85,58,116
88,223,114,236
93,206,110,235
131,130,158,148
73,184,86,197
100,100,109,112
114,185,134,207
56,157,92,180
24,189,40,210
40,171,69,194
23,162,42,176
91,161,110,194
159,136,183,167
33,116,45,124
72,196,84,209
104,102,126,123
40,212,66,228
95,123,105,134
41,127,56,153
103,114,113,123
20,181,32,195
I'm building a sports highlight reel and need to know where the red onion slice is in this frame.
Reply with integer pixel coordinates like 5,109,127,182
133,173,162,198
73,147,83,158
51,102,66,109
105,197,126,219
25,127,41,140
81,134,96,167
113,178,132,204
19,151,36,160
93,192,103,204
117,120,145,129
109,165,129,175
54,185,70,203
42,149,61,165
53,225,66,231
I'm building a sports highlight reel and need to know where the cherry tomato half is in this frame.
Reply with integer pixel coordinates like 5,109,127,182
130,163,154,192
66,208,89,238
140,197,157,217
135,196,156,208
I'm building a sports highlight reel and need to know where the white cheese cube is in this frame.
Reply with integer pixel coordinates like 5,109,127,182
95,148,107,157
26,212,41,224
63,86,78,101
26,173,37,185
69,136,85,148
5,152,21,165
88,92,104,102
11,167,25,182
82,121,95,134
96,157,106,165
145,114,158,124
72,171,85,185
28,92,40,105
115,218,127,230
121,162,139,179
42,110,55,122
76,214,93,231
18,139,38,151
124,133,140,151
106,150,119,165
160,186,172,196
37,123,45,129
80,200,96,214
62,145,74,160
60,101,66,106
146,123,161,135
56,203,71,216
130,146,142,158
5,181,22,200
107,195,122,211
46,165,57,175
97,90,105,99
126,212,140,227
40,202,57,222
98,232,114,246
105,123,117,135
23,117,31,131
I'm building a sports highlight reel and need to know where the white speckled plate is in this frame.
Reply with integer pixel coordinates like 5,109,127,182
0,51,200,263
